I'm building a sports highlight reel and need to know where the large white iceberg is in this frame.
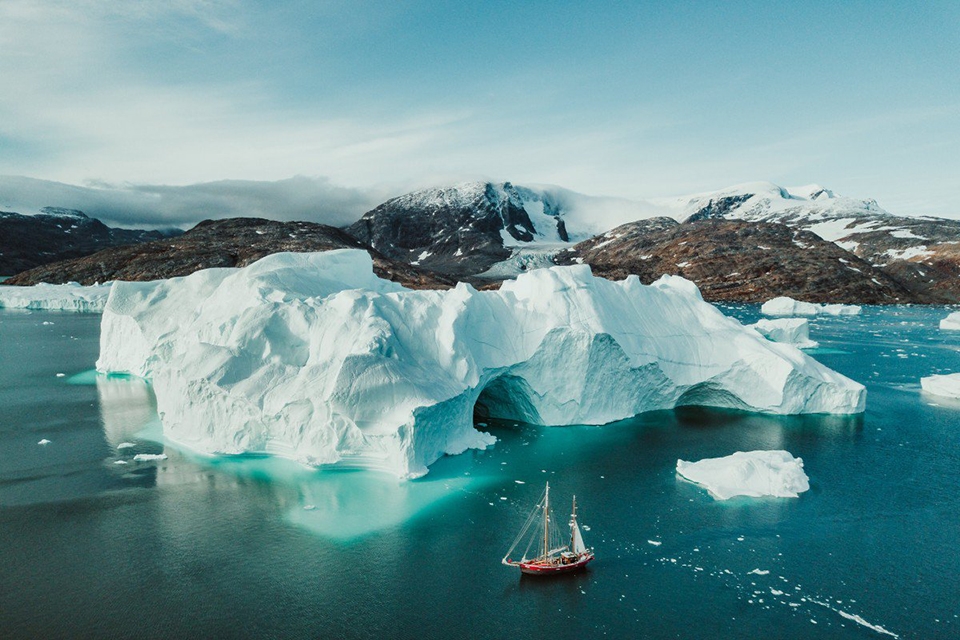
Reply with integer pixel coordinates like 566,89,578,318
920,373,960,399
676,450,810,500
96,250,865,478
0,282,111,312
761,296,861,317
940,312,960,331
750,318,818,349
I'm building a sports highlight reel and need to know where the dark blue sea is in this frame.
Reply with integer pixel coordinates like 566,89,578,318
1,305,958,639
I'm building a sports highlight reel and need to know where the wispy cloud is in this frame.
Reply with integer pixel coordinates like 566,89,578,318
0,175,393,228
1,1,957,219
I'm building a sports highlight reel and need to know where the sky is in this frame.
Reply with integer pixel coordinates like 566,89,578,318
1,0,958,225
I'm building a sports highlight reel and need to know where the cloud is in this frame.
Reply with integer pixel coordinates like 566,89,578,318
0,175,393,228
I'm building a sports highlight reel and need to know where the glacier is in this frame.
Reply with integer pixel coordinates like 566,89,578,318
0,282,111,312
676,450,810,500
96,250,865,478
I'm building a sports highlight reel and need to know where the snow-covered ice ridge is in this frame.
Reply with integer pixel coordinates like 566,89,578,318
97,250,865,478
761,296,861,317
676,451,810,500
0,282,111,312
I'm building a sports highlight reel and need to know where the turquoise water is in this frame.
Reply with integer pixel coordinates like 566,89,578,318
1,306,959,639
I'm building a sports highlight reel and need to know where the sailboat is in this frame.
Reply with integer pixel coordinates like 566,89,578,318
502,482,595,575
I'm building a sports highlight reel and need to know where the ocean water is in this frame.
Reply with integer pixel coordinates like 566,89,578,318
1,306,959,639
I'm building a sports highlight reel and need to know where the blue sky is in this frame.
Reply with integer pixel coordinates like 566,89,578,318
1,0,958,218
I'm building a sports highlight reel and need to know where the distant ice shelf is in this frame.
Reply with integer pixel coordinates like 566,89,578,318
0,282,111,312
96,250,866,478
676,450,810,500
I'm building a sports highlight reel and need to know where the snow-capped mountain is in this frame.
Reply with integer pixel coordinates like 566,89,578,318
654,181,960,301
345,181,660,277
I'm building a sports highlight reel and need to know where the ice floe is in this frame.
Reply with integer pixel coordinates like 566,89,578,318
676,450,810,500
97,250,865,478
920,373,960,399
133,453,168,462
761,296,861,317
750,318,818,349
0,282,111,312
939,311,960,331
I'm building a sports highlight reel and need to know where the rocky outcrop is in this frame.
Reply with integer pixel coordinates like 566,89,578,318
0,208,178,275
556,219,916,304
5,218,452,290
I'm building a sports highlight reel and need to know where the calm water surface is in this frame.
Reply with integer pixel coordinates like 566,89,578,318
1,306,958,639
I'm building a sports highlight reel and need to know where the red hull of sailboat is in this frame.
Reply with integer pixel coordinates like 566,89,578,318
518,553,594,576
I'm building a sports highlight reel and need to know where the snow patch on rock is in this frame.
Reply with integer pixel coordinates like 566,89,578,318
676,450,810,500
97,250,865,478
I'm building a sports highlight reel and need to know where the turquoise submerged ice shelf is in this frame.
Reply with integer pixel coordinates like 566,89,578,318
2,305,959,639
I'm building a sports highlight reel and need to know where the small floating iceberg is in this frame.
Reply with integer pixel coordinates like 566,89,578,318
940,311,960,331
920,373,960,399
133,453,168,462
676,450,810,500
750,318,818,349
0,282,112,312
761,296,861,317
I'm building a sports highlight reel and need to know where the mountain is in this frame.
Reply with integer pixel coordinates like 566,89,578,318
7,179,960,305
345,181,656,277
555,218,915,304
5,218,452,290
0,207,179,276
660,182,960,301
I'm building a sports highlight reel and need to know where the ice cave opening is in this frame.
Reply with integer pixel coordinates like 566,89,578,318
473,373,544,425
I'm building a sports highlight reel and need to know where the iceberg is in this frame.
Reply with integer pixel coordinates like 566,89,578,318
750,318,818,349
0,282,111,312
676,450,810,500
940,311,960,331
920,373,960,399
761,296,861,317
96,250,865,478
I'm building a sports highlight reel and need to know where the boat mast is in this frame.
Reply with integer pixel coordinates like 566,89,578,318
570,494,577,549
543,482,550,559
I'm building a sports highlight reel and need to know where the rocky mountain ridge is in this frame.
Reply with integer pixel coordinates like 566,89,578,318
0,207,179,275
6,218,451,290
4,180,959,304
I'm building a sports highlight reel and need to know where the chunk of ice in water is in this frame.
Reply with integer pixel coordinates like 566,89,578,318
133,453,168,462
